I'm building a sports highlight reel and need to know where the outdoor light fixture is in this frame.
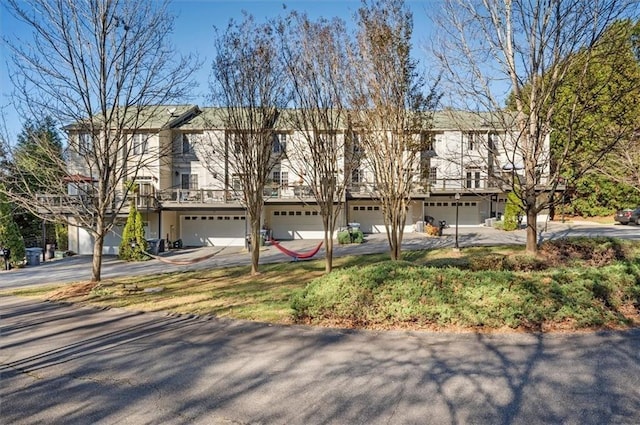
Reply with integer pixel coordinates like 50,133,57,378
454,193,461,249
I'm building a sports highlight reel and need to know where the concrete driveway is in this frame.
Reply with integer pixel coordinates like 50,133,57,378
2,221,639,289
1,296,639,424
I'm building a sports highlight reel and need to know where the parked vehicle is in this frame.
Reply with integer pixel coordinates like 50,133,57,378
614,207,640,225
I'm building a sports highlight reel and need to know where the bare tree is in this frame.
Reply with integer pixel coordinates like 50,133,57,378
347,0,440,260
2,0,197,282
204,15,289,275
433,0,637,253
277,12,351,273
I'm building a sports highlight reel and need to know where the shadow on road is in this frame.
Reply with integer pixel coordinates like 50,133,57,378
2,297,639,424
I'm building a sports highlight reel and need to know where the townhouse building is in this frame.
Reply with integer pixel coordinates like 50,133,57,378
62,105,549,255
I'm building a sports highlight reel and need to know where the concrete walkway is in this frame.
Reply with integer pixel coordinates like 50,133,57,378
2,221,639,289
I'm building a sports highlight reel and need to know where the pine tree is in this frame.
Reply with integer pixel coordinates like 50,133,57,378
118,203,148,261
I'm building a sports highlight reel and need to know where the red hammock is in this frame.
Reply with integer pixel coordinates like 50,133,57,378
268,238,324,261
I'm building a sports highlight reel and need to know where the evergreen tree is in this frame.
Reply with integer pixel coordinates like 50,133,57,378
118,203,148,261
551,20,640,215
503,191,524,231
11,117,64,246
0,189,26,267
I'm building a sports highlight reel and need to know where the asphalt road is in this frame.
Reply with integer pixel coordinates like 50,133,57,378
2,222,640,423
2,221,640,289
1,296,639,424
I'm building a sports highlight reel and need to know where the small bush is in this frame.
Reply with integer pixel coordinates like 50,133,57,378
503,191,524,231
337,229,364,244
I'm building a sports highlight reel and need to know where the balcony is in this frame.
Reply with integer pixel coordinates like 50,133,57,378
36,193,160,214
157,189,229,205
36,194,87,214
346,177,505,198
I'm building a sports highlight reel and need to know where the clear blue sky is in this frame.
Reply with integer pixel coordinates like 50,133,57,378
0,0,436,143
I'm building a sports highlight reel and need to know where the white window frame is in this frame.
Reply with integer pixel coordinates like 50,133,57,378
181,173,198,190
132,133,148,155
78,133,92,154
466,169,482,189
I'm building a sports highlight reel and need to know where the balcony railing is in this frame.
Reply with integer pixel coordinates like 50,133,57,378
156,186,318,206
157,189,228,204
346,177,505,196
36,193,159,213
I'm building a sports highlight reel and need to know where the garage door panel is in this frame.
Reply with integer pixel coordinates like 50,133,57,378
270,209,324,240
425,200,480,226
180,215,246,247
350,205,416,234
350,205,383,234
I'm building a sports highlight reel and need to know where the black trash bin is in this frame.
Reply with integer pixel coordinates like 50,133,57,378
147,239,160,255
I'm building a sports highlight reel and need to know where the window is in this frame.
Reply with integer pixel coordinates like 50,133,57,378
181,174,198,190
429,167,437,186
352,169,363,184
232,176,242,191
78,133,92,154
272,133,287,154
466,169,481,189
466,132,478,151
136,182,153,196
132,133,148,155
351,132,363,154
488,132,500,152
181,134,193,155
273,171,288,188
420,132,435,151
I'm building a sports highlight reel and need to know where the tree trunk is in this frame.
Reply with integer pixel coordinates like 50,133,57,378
324,227,333,274
389,219,400,261
91,232,104,283
250,224,260,275
525,207,538,254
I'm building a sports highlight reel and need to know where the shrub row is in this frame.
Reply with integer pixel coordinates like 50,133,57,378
292,259,640,330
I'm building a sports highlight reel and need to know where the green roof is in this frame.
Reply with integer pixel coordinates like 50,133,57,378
67,105,517,132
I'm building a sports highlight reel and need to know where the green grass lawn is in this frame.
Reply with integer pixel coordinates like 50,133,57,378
6,237,640,332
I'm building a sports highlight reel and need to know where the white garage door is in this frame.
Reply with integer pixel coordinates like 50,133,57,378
350,205,385,233
425,200,480,226
270,208,324,240
180,215,246,247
